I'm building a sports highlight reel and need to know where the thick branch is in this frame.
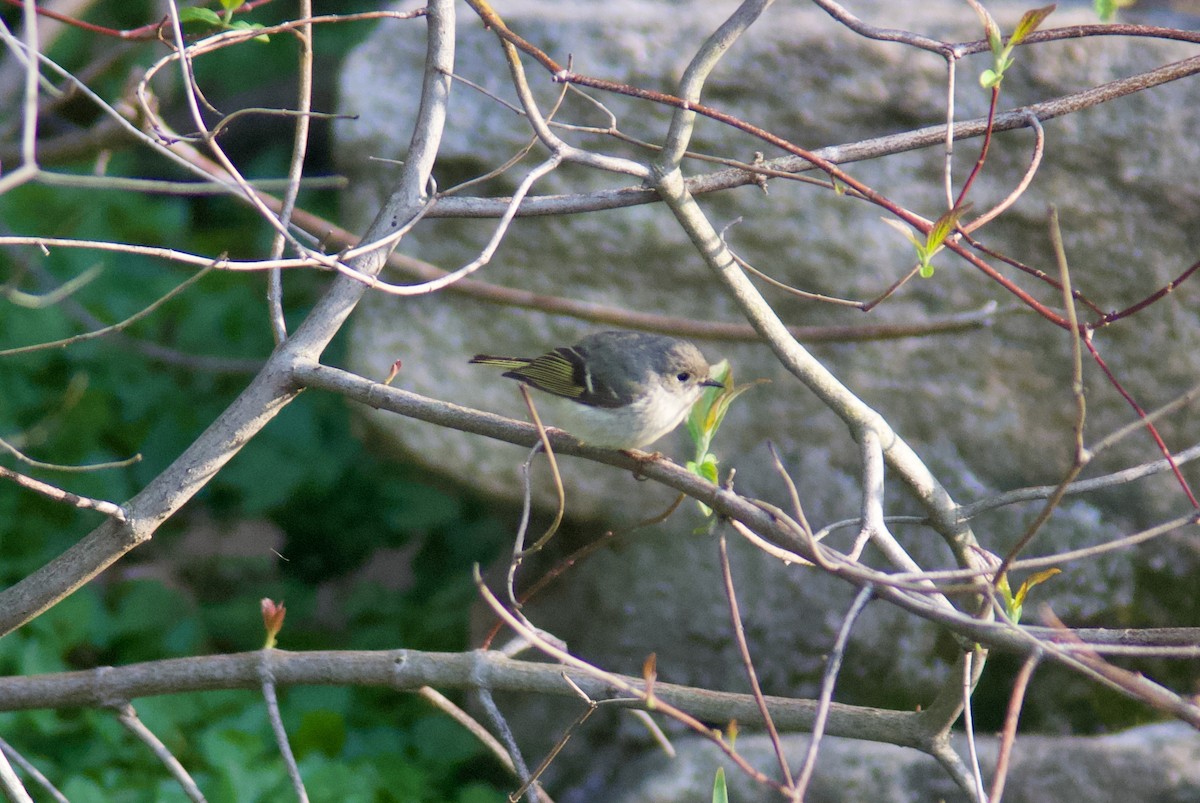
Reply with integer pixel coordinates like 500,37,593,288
0,649,932,751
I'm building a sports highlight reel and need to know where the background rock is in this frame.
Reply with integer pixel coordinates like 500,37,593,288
602,722,1200,803
336,0,1200,786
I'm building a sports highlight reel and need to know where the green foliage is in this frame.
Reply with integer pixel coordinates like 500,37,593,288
0,11,509,799
997,567,1061,623
712,766,729,803
686,360,766,516
0,565,510,799
972,3,1056,88
882,203,971,278
180,0,269,42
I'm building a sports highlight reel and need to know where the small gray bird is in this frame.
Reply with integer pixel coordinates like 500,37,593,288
471,330,722,448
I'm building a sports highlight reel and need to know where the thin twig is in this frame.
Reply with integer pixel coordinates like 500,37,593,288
0,435,140,473
506,441,543,609
417,685,551,800
793,584,874,800
993,207,1090,584
259,656,308,803
480,493,686,648
1039,606,1200,726
988,652,1039,803
1084,340,1199,508
0,466,128,522
718,529,793,787
510,679,592,803
116,702,206,802
942,54,957,208
766,442,814,541
474,567,786,793
519,385,565,554
266,0,315,343
963,112,1044,233
962,650,987,803
472,654,539,803
960,440,1200,520
0,265,216,357
0,737,67,803
0,745,33,803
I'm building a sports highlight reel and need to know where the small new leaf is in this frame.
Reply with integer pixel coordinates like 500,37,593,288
1012,568,1062,610
686,361,768,516
927,203,970,253
712,767,729,803
261,598,286,649
975,4,1054,87
643,652,658,708
885,204,970,279
998,567,1061,623
1011,5,1056,46
969,0,1003,54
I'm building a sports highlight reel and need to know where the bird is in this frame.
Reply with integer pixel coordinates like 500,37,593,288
470,330,722,449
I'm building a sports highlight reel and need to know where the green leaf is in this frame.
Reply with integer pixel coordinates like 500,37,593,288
229,20,271,43
970,2,1003,55
1012,567,1062,609
998,567,1060,623
1011,5,1056,46
926,203,970,253
219,0,246,11
686,360,768,512
687,360,731,448
712,767,729,803
997,572,1015,601
179,7,223,26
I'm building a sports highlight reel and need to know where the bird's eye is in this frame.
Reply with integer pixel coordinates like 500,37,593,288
676,371,691,382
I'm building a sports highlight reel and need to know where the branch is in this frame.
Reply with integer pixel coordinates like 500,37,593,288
291,360,1200,723
0,0,458,637
0,649,927,748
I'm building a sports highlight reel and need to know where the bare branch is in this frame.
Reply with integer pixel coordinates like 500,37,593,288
259,655,308,803
0,0,458,637
0,737,66,803
115,703,206,803
718,528,793,787
989,653,1039,803
793,584,873,801
0,465,128,522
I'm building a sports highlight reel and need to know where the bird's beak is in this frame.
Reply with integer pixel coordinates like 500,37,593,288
701,378,725,389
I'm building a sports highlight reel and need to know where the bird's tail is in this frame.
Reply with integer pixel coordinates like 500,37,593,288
469,354,530,369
